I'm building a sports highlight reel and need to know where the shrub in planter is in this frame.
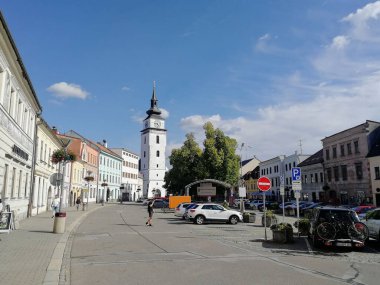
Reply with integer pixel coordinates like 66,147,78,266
243,212,256,223
261,210,277,227
293,218,311,235
270,223,294,243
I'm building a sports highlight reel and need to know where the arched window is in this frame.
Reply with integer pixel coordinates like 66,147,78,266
156,151,160,157
156,135,159,144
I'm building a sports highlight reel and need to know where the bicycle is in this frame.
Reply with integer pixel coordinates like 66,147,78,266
316,220,369,241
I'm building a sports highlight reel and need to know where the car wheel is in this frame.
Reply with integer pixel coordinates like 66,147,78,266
229,215,239,225
195,215,205,225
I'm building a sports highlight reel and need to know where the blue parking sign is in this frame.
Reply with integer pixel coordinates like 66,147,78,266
291,167,301,181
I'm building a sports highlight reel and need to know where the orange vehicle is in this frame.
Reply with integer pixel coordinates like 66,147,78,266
168,196,191,209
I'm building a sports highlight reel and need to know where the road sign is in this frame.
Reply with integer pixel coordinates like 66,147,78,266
294,189,301,199
50,173,63,186
280,185,285,195
291,167,301,181
257,176,271,192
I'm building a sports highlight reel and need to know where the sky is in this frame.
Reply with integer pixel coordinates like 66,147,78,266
2,0,380,162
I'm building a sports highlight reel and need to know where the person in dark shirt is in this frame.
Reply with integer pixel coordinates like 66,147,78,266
146,200,154,226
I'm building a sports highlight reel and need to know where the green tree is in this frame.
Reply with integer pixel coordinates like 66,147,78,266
164,133,205,194
202,122,240,186
164,122,240,194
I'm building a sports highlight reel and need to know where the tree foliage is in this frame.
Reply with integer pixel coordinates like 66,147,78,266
164,122,240,194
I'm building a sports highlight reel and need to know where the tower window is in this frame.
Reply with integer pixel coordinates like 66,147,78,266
144,151,146,157
156,151,160,157
156,135,159,144
144,136,146,144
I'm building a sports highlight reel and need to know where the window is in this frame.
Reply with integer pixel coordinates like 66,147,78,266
347,143,352,155
340,145,345,157
144,151,146,158
2,164,9,198
11,167,16,198
315,173,318,183
326,168,332,182
326,149,330,160
156,135,159,144
332,146,337,159
285,164,288,171
333,166,339,181
156,151,160,157
354,141,359,154
24,172,29,197
375,167,380,180
341,165,347,181
320,172,324,183
40,140,44,161
310,174,314,183
355,163,363,179
144,136,146,144
18,170,22,197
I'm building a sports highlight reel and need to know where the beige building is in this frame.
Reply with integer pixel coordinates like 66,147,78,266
367,141,380,206
32,118,63,216
322,120,380,205
0,13,42,220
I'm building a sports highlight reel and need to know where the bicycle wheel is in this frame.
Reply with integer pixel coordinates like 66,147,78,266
316,222,336,240
348,222,369,241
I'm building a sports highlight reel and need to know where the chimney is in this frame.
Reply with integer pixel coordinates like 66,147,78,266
103,139,107,148
52,126,59,135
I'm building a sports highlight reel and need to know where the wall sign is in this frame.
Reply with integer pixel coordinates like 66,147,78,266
12,144,29,161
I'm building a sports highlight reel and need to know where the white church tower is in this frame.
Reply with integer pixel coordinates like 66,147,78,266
141,82,167,198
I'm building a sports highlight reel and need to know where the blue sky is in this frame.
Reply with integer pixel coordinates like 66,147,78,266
2,1,380,161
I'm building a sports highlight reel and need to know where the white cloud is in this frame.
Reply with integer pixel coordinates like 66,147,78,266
47,82,89,100
121,86,131,92
255,33,272,52
331,35,349,49
160,108,170,119
342,1,380,42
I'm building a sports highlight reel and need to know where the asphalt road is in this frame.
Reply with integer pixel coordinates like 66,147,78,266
64,203,380,285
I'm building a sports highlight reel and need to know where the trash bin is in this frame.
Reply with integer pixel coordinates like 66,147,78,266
53,212,66,234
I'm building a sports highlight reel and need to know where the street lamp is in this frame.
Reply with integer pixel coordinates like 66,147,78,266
101,180,108,206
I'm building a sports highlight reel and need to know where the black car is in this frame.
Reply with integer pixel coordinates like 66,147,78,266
308,207,368,249
152,199,168,208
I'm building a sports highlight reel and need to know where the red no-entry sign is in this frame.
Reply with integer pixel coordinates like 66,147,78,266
257,176,271,191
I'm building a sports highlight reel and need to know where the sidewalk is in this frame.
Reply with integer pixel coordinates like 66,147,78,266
0,203,103,285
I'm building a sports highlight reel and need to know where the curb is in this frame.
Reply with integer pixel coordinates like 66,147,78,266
42,205,106,285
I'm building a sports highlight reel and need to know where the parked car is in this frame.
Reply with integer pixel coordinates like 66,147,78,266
300,202,326,216
249,200,263,210
363,208,380,241
352,205,376,214
279,202,294,210
308,207,368,249
233,199,249,208
174,202,193,219
183,203,199,220
187,203,243,225
152,199,168,208
142,199,152,206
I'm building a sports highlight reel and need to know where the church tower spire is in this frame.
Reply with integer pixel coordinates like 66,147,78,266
146,81,161,116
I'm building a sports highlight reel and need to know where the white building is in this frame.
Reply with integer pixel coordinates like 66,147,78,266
111,148,142,201
259,152,310,201
32,118,63,216
298,149,325,202
140,84,167,198
0,13,42,220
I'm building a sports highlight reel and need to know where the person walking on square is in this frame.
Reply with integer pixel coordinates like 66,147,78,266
146,200,154,226
76,197,81,211
51,196,60,218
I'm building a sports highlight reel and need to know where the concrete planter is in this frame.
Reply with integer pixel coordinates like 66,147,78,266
243,213,256,223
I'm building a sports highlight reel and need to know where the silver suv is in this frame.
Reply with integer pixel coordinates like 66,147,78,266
187,203,243,225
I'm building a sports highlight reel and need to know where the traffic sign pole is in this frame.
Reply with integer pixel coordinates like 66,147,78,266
257,176,271,241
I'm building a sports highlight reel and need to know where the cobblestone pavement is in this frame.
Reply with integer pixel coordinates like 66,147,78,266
0,203,105,285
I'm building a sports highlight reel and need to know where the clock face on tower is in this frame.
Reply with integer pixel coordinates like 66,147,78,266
154,121,161,128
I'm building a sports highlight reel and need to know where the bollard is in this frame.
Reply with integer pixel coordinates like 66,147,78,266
53,212,66,233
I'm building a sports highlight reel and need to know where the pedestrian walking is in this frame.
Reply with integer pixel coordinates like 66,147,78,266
76,197,81,211
51,196,60,218
146,200,154,226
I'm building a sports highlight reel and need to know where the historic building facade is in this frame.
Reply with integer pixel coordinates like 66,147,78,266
110,148,141,201
32,118,63,215
322,120,380,205
0,13,42,220
140,84,167,198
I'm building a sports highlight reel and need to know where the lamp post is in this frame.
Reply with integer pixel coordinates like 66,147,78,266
239,143,245,213
101,180,108,206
